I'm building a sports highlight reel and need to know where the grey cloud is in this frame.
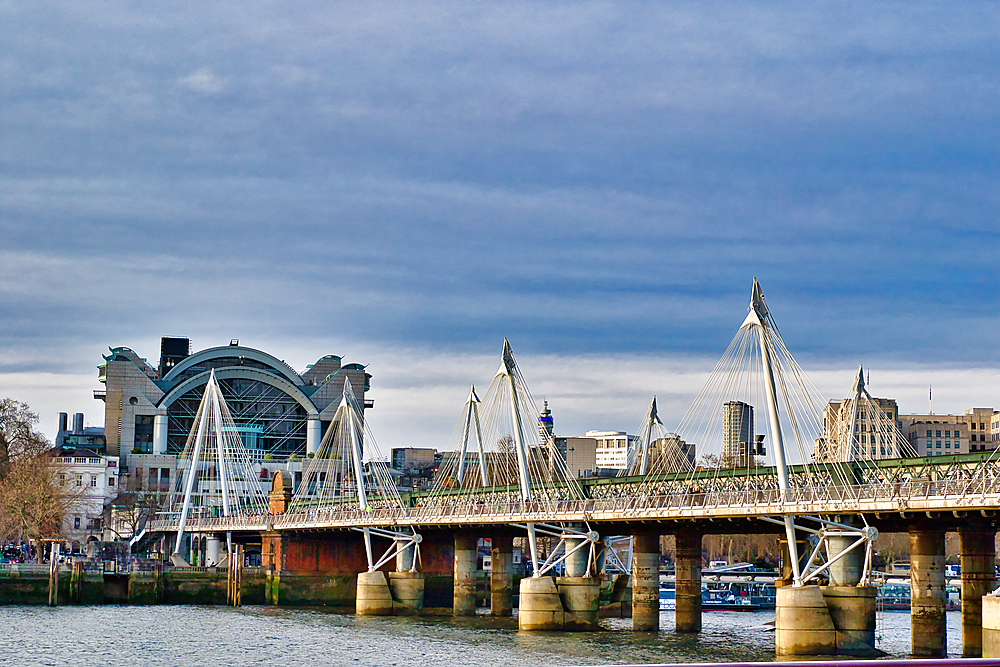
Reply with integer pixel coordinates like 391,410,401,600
1,0,999,381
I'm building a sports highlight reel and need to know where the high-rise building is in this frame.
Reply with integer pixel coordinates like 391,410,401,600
722,401,754,468
96,337,371,458
538,400,554,443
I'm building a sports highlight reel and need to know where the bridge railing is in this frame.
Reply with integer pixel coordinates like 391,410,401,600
147,474,1000,533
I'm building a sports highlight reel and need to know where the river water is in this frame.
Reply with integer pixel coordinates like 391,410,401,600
1,607,963,666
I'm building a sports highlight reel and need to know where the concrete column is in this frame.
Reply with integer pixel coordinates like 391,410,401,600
984,595,1000,657
206,535,221,567
491,536,513,616
395,538,415,572
564,523,589,578
632,534,659,631
674,531,702,633
961,526,996,657
454,535,477,617
357,571,395,615
910,527,947,657
388,571,425,614
557,576,600,630
152,414,168,455
519,576,564,630
827,522,863,586
306,417,322,456
776,585,837,655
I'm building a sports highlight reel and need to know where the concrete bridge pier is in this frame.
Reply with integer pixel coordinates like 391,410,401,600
984,595,1000,658
910,527,947,657
821,521,877,656
453,535,477,616
490,536,513,616
520,529,600,632
357,539,425,616
674,531,702,632
206,535,222,567
631,533,659,631
960,525,996,657
776,585,837,655
518,574,600,631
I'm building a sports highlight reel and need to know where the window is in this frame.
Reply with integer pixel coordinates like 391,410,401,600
982,423,987,430
75,474,82,486
972,423,978,430
936,430,942,437
74,517,81,529
58,473,65,486
90,476,97,487
936,441,942,448
945,442,951,448
109,477,115,487
926,430,932,438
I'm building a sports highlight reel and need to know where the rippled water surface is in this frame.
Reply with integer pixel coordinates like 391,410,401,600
2,606,963,666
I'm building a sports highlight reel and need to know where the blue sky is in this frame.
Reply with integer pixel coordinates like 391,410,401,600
2,1,998,446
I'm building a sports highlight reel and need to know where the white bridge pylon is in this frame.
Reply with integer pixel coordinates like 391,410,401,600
728,278,878,586
288,379,420,573
170,369,269,566
430,339,599,578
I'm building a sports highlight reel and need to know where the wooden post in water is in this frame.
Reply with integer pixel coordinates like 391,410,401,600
69,560,83,604
228,545,243,607
47,543,60,606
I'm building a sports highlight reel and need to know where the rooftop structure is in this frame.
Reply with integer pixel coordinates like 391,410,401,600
96,336,371,458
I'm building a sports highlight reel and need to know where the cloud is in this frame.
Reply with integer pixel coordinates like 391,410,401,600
0,0,998,433
177,68,226,94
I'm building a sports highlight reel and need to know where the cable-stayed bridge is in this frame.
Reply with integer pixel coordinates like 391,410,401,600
143,279,1000,658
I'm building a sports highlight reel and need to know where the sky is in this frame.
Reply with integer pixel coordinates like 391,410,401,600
2,1,998,448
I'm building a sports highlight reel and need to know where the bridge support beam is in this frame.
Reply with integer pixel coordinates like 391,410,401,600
961,525,996,657
675,531,702,633
631,534,659,631
910,527,947,657
454,535,477,617
491,536,514,616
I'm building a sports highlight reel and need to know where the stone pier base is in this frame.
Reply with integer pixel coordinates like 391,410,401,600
356,570,426,616
776,585,837,656
518,575,600,631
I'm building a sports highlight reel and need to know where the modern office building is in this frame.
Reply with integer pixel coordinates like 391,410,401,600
95,337,371,459
593,430,636,471
722,401,756,468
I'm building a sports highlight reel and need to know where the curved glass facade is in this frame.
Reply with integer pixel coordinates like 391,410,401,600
166,376,308,457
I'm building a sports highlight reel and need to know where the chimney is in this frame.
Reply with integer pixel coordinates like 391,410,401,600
72,413,84,434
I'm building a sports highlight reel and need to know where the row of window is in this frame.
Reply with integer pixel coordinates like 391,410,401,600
927,441,955,450
926,430,964,438
58,472,115,488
